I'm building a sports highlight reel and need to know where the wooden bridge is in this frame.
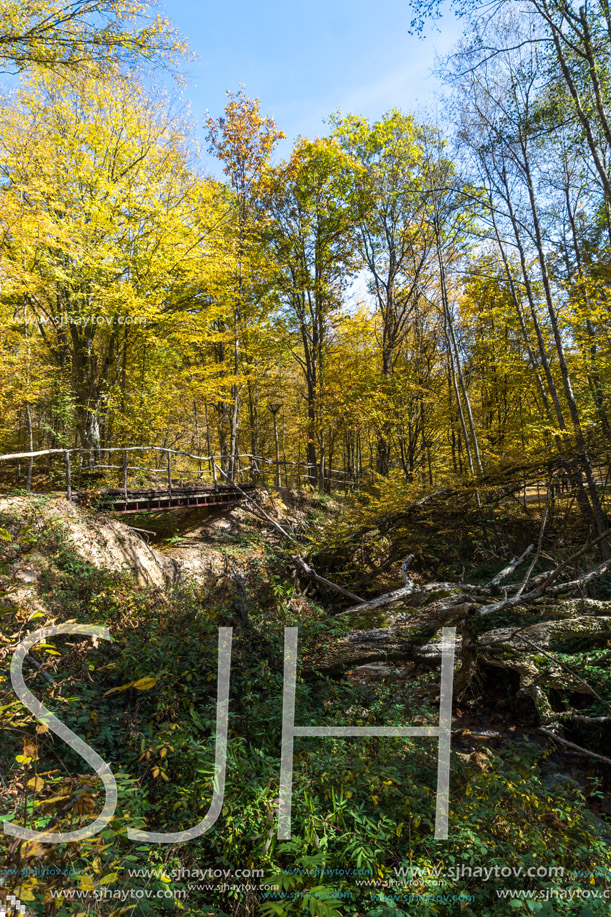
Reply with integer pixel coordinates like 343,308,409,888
74,483,255,515
0,446,258,516
0,441,360,517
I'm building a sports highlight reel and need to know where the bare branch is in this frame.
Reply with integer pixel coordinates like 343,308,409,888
539,728,611,767
485,543,534,589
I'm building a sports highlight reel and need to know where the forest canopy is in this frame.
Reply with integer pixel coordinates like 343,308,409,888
1,0,611,535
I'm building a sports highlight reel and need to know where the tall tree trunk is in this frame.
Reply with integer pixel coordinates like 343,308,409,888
488,192,552,421
501,165,567,429
228,308,240,480
520,137,609,551
435,215,482,474
25,403,33,492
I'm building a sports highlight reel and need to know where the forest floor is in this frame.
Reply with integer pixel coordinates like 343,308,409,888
0,488,610,916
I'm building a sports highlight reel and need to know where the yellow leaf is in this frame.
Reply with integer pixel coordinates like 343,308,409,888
133,677,159,691
27,776,45,792
104,675,159,696
22,842,46,858
100,873,118,885
36,794,70,806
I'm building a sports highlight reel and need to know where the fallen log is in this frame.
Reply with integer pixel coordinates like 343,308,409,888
293,554,365,605
539,728,611,767
484,544,534,591
302,516,611,768
305,600,468,672
307,603,611,731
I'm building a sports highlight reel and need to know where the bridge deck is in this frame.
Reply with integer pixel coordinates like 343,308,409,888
73,484,254,515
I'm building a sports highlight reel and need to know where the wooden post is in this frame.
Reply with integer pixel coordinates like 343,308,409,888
167,450,172,494
212,457,218,489
123,451,128,499
65,450,72,501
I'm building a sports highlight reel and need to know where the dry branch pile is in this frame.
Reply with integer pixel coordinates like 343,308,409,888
297,537,611,767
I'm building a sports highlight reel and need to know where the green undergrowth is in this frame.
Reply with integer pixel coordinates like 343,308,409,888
0,500,609,916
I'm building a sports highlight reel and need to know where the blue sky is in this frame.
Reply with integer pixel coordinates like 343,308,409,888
164,0,462,167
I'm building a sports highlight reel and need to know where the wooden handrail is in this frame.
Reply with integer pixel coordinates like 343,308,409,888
0,446,358,478
0,444,362,498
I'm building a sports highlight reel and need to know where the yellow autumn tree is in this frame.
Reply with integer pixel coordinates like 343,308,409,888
0,0,186,72
0,67,217,457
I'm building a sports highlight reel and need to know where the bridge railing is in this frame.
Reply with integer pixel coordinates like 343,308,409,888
0,445,360,499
